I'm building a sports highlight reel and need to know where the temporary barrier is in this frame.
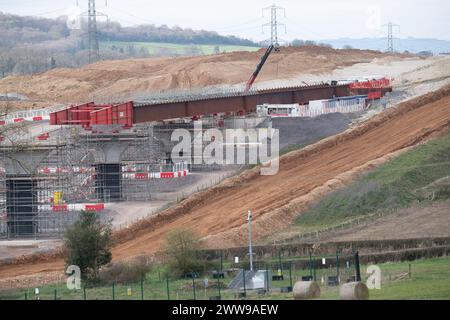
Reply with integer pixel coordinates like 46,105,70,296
349,77,391,89
84,204,105,212
260,95,368,118
368,91,382,100
1,105,65,125
52,204,68,212
37,132,50,141
37,166,93,175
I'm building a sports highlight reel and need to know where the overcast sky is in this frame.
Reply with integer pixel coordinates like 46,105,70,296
1,0,449,41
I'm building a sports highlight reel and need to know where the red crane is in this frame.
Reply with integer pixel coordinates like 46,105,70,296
244,44,275,94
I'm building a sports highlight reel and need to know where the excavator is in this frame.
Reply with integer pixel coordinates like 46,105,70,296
243,44,277,94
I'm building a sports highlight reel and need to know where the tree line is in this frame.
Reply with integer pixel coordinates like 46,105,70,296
0,12,259,78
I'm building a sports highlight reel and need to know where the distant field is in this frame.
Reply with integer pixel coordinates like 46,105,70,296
100,41,261,56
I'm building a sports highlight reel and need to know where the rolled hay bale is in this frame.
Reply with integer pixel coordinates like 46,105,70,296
293,281,321,300
339,282,369,300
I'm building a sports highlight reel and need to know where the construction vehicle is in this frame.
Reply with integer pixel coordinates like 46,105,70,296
244,44,275,94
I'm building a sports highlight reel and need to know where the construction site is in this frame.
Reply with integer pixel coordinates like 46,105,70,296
0,0,449,302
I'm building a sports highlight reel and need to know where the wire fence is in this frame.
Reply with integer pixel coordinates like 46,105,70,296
0,252,414,300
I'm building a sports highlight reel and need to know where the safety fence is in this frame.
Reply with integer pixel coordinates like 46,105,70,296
0,251,421,300
1,105,66,125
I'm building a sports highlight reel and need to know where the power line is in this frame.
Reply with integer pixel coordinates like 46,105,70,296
262,4,286,46
78,0,109,63
382,22,400,53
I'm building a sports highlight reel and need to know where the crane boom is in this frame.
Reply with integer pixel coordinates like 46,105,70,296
244,44,275,94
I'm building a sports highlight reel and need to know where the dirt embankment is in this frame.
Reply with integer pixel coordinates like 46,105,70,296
0,46,394,106
0,83,449,281
110,84,450,255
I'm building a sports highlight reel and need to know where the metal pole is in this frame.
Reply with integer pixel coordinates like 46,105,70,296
192,273,196,300
354,251,361,282
217,276,221,299
112,282,115,300
289,262,293,289
247,210,253,271
83,286,86,300
54,289,57,300
166,276,170,300
266,263,270,293
313,255,317,281
309,251,313,278
336,252,340,283
141,275,144,300
242,269,246,297
278,251,283,274
220,251,223,272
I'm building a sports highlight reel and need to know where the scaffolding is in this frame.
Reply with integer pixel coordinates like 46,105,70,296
0,121,165,239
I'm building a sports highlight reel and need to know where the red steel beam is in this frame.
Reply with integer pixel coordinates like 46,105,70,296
50,82,392,127
133,84,351,123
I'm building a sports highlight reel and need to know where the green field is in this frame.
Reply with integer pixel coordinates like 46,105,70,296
1,256,449,300
294,132,450,231
100,41,261,56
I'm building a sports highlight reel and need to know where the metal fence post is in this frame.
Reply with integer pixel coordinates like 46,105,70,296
54,289,57,300
289,262,293,289
25,292,28,300
192,273,196,300
217,276,221,299
309,251,313,279
166,276,170,300
141,275,144,300
313,255,317,281
278,251,283,274
112,282,115,300
83,286,86,300
242,269,246,297
266,264,270,294
336,251,340,283
354,251,361,282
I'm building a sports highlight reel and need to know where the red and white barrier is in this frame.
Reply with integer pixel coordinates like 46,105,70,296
349,77,392,89
123,170,189,180
45,203,105,212
37,166,93,174
0,115,51,125
1,105,66,125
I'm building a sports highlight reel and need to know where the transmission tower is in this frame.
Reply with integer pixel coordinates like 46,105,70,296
262,4,286,46
80,0,108,63
382,22,400,53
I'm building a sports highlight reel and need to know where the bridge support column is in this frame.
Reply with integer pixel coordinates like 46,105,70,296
6,176,37,236
95,163,122,201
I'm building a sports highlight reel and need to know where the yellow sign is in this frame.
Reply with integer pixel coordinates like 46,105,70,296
53,192,63,205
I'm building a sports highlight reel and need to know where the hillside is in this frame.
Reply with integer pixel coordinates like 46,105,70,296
0,46,392,105
0,12,258,77
295,132,450,230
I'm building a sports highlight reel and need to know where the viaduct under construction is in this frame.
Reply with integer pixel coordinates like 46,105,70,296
0,51,392,238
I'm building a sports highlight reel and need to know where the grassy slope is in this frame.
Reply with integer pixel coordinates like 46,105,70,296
100,41,260,55
295,133,450,230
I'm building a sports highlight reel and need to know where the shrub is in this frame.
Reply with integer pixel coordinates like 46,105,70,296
99,256,153,285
